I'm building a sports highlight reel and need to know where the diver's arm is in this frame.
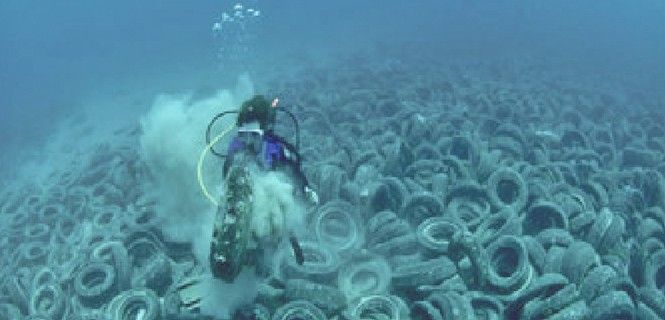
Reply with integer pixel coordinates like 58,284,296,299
277,138,318,204
285,159,318,205
277,139,307,187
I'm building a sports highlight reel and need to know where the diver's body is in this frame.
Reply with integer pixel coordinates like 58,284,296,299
222,95,317,203
208,95,315,282
223,129,313,199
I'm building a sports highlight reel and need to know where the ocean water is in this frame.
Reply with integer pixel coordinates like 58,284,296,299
1,1,665,319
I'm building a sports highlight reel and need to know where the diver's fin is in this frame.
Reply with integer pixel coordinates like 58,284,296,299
289,234,304,265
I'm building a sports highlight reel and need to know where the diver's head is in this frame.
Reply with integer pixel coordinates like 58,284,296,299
237,95,276,131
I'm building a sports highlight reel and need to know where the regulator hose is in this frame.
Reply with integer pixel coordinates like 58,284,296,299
279,109,301,151
198,123,235,206
206,111,238,158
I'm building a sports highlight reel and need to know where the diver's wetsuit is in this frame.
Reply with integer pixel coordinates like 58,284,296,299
223,131,310,195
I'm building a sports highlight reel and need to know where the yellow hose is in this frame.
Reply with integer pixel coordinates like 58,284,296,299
197,124,235,206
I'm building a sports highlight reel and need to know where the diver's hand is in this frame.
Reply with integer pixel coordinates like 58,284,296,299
305,186,319,205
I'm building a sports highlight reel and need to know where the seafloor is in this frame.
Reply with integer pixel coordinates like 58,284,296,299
2,50,665,320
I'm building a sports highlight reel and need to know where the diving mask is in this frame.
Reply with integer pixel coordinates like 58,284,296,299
237,121,264,138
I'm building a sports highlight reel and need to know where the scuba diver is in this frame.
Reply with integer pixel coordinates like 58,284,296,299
222,95,317,202
200,95,317,282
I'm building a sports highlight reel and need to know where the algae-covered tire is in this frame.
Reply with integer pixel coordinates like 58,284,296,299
284,279,346,315
337,255,391,302
645,249,665,291
138,253,173,296
38,204,64,227
24,223,50,242
29,284,66,320
399,191,445,226
447,196,492,232
536,228,574,250
313,164,347,203
349,295,408,320
638,287,665,319
475,208,521,246
91,241,131,291
445,181,491,231
446,135,478,163
427,291,475,320
580,265,617,302
522,236,547,274
30,267,58,292
546,300,591,320
366,210,419,258
55,215,82,245
19,241,49,267
107,288,160,320
92,206,123,231
272,300,326,320
589,291,635,320
411,301,441,320
392,257,457,288
468,292,504,320
561,241,599,284
367,210,409,245
404,159,446,189
49,245,81,283
523,201,568,236
520,283,583,320
368,177,409,215
74,262,117,308
416,217,465,257
486,235,533,296
313,200,363,255
586,208,625,254
543,246,566,275
637,301,662,320
505,273,569,319
486,167,528,213
6,273,30,313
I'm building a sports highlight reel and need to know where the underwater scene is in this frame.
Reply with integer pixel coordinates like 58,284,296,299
1,1,665,319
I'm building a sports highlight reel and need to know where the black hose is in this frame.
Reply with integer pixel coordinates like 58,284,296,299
206,111,238,158
279,109,300,151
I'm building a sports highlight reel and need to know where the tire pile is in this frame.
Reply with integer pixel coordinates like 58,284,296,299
2,53,665,320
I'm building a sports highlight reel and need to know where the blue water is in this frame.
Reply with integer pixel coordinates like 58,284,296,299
2,1,663,134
